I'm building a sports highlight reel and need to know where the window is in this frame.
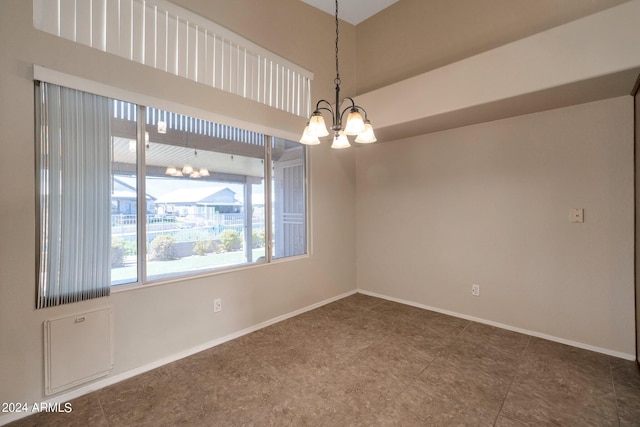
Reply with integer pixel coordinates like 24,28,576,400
272,138,307,258
139,106,268,282
33,0,313,118
111,102,139,285
37,82,307,305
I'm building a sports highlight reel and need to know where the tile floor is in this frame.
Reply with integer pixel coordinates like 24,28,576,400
9,293,640,426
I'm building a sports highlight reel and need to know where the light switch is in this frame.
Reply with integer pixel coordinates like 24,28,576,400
570,208,584,223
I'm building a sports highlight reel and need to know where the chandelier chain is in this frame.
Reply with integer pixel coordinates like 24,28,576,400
334,0,340,85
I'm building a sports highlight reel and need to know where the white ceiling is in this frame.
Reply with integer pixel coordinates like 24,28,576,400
112,137,265,179
301,0,399,25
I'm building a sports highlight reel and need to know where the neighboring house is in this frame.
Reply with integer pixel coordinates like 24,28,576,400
154,186,242,217
111,177,156,216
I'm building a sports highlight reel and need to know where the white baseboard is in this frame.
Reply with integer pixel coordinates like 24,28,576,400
0,289,357,427
357,289,636,361
3,286,631,426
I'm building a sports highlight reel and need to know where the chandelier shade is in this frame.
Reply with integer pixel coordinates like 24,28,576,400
299,0,376,148
355,121,377,144
308,113,330,137
331,131,350,149
300,124,322,145
343,109,366,135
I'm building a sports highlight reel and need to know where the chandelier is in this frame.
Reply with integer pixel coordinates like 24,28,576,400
299,0,376,148
165,149,210,178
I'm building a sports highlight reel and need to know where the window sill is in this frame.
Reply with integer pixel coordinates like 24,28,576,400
110,253,310,294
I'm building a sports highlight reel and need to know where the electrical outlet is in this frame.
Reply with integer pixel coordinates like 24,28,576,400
471,284,480,297
570,208,584,223
214,298,222,312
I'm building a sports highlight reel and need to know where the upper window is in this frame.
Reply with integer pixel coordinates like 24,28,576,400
33,0,313,117
37,82,307,306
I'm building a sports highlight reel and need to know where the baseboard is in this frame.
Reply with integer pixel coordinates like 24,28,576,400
357,289,636,361
0,289,357,426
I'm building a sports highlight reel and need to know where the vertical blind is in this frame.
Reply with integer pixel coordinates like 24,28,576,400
37,83,111,309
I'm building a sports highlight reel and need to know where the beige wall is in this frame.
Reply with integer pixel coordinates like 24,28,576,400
356,96,635,356
1,0,636,415
355,0,630,94
0,0,357,412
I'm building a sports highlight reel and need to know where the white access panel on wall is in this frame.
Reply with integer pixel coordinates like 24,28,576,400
44,307,113,395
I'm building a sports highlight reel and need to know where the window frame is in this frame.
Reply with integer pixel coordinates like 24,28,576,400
34,66,311,294
117,107,310,291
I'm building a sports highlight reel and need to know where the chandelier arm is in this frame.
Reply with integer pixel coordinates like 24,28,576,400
338,106,350,127
317,106,336,120
315,99,334,111
342,97,357,108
